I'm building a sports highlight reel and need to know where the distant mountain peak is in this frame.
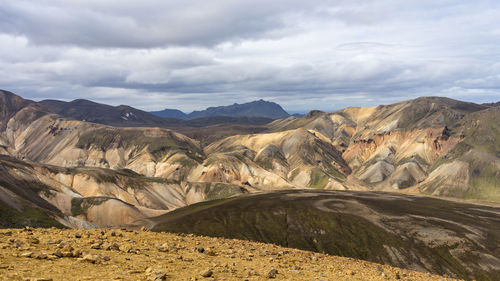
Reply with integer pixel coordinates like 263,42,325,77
185,99,290,120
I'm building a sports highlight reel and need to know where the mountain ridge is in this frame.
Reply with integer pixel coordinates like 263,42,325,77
150,99,291,120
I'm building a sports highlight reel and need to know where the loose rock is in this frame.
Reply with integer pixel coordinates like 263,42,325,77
267,268,278,278
200,268,213,277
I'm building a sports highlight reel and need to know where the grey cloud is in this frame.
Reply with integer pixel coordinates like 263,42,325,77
0,0,325,48
0,0,499,112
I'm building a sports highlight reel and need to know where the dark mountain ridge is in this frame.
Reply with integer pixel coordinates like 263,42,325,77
149,108,188,119
39,98,183,127
185,99,290,120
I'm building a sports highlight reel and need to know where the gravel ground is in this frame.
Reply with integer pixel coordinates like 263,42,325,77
0,228,458,281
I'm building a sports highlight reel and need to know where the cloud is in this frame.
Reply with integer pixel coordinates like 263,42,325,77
0,0,321,48
0,0,499,112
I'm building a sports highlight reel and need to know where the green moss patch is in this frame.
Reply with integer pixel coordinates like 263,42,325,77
0,201,65,228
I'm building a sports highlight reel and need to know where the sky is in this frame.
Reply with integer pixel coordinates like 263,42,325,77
1,0,500,113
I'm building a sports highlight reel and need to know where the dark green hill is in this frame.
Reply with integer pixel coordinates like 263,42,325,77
143,190,500,281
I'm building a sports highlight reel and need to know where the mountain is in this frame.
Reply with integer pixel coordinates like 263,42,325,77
0,90,37,131
37,98,276,143
2,90,499,204
39,99,183,127
150,108,188,119
0,90,251,227
141,190,500,281
150,100,290,120
483,101,500,107
186,99,290,120
267,96,498,202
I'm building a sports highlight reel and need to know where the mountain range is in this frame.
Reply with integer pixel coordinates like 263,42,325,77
150,99,290,120
1,89,499,280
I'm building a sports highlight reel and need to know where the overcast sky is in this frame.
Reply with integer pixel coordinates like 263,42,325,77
1,0,499,112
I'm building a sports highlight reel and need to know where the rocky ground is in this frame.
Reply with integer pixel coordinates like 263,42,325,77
0,228,457,281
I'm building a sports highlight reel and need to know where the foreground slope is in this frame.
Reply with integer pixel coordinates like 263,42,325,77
143,190,500,281
0,228,457,281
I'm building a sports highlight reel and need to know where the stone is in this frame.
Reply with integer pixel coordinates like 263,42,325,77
29,237,40,244
205,250,216,256
36,253,48,260
81,254,99,264
200,269,213,277
267,268,278,278
119,244,132,253
20,252,34,258
154,273,167,281
46,254,59,260
53,249,62,257
157,243,169,252
72,249,83,258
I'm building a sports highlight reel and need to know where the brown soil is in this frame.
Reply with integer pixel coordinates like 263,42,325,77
0,228,457,281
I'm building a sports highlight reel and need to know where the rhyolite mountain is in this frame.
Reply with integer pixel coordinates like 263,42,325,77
180,99,290,120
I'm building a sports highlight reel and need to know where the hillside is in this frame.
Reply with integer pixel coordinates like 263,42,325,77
142,190,500,281
187,99,290,119
0,228,457,281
